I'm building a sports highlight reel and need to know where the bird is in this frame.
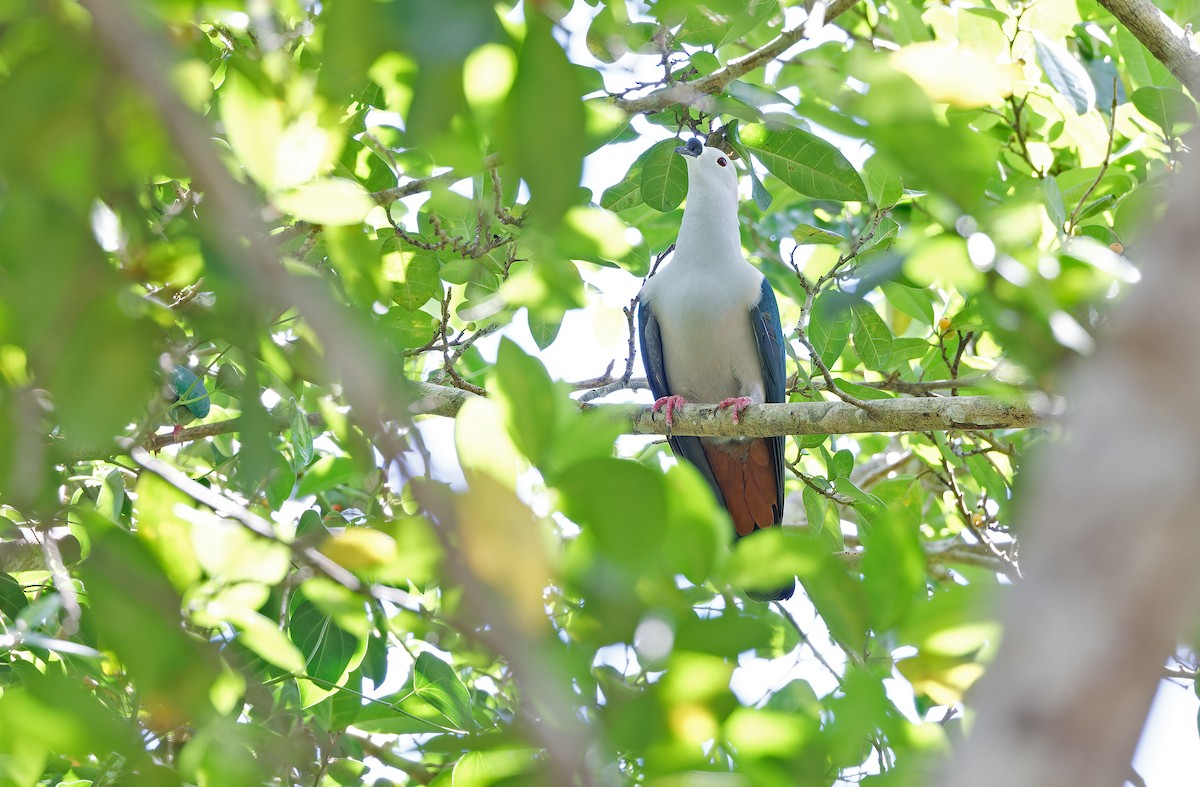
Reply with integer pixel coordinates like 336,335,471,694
165,364,211,437
637,136,793,601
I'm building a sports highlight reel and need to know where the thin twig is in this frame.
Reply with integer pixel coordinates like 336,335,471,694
610,0,864,114
773,602,845,684
1066,82,1120,233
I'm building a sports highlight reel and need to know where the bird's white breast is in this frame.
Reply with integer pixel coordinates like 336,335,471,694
642,254,766,405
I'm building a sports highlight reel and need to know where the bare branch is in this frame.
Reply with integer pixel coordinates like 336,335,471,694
611,0,863,114
408,381,1050,437
1099,0,1200,97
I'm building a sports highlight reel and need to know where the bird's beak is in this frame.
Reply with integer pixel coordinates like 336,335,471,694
674,145,700,157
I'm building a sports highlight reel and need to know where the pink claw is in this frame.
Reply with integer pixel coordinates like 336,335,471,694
717,396,754,425
652,395,689,428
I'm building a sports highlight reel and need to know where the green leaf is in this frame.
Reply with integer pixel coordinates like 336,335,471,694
219,69,283,189
528,312,563,350
297,455,359,498
410,652,474,732
599,177,643,212
95,468,125,523
791,224,844,245
384,307,440,349
264,451,296,510
851,305,893,370
275,179,376,225
1033,32,1095,115
830,449,854,479
1131,86,1199,137
639,139,690,212
859,479,927,630
662,462,727,585
493,338,558,466
0,573,28,620
808,292,852,368
832,378,896,401
690,51,721,76
288,594,365,687
881,281,934,326
228,608,307,673
600,144,661,213
727,527,823,596
453,750,537,786
802,486,827,537
726,120,773,211
326,223,383,305
81,530,221,711
385,247,442,311
674,610,773,657
454,397,524,487
890,337,932,365
863,155,904,207
290,404,314,469
848,70,1000,211
904,235,982,292
676,0,735,46
738,123,867,200
889,0,932,44
746,161,774,212
557,458,667,567
718,0,780,47
0,671,140,764
502,15,586,227
192,515,292,585
801,486,843,549
353,691,468,735
133,473,202,591
1041,176,1066,232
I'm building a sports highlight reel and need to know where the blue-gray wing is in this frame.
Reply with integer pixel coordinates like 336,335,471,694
749,277,786,521
637,294,727,509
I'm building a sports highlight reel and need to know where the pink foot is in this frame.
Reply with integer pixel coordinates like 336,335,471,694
172,424,183,439
652,395,689,428
717,396,753,424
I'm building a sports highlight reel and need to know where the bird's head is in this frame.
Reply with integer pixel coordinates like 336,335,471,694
675,137,739,206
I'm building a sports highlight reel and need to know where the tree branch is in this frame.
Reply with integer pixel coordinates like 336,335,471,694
73,385,1048,461
370,153,500,205
611,0,863,114
582,392,1044,437
404,381,1048,436
1099,0,1200,97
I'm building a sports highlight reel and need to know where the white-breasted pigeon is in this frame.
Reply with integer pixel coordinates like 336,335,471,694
638,137,793,601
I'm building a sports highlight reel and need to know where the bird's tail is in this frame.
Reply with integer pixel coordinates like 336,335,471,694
745,583,795,602
701,440,793,601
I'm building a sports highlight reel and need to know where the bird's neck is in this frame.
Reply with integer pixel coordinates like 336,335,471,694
674,186,743,264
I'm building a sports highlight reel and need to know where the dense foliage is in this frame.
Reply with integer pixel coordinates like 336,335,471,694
0,0,1190,784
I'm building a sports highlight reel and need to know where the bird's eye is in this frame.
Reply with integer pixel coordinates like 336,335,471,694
717,157,728,167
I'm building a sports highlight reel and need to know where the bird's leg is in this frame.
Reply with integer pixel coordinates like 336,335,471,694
652,395,689,428
716,396,753,425
172,424,183,440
